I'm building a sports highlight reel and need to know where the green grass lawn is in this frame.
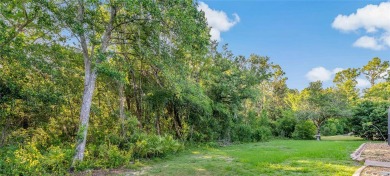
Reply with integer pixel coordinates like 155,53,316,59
143,139,364,176
322,135,364,141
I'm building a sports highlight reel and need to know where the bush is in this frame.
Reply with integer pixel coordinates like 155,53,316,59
232,124,253,142
292,120,316,140
321,118,349,136
132,134,183,158
76,143,132,170
252,126,272,142
276,110,297,138
3,143,73,175
350,100,390,140
321,124,338,136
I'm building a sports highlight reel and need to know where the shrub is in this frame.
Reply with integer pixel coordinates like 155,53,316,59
76,143,132,170
9,142,45,175
321,118,349,136
292,120,316,140
132,134,183,158
252,126,272,142
3,143,73,175
232,124,253,142
276,110,297,138
350,100,390,140
41,146,73,174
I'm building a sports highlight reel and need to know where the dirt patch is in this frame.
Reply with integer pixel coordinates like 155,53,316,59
361,143,390,162
361,166,390,176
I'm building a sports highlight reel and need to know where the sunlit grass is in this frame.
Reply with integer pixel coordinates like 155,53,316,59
144,139,364,176
322,135,364,141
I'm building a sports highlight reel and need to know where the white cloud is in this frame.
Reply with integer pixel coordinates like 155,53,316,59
332,2,390,50
353,36,384,50
379,67,390,78
332,68,344,74
306,67,344,82
332,2,390,32
356,78,370,88
381,33,390,47
197,2,240,41
306,67,332,82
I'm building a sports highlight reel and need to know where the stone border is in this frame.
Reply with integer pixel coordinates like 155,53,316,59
365,160,390,168
351,143,367,161
351,143,390,176
352,166,367,176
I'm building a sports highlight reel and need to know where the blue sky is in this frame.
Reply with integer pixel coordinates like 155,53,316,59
199,0,390,90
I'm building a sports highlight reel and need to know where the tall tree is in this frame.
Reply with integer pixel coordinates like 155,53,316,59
362,57,389,86
47,1,120,167
45,0,210,166
333,68,360,103
298,81,350,140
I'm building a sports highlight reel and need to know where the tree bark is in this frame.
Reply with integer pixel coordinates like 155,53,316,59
130,70,143,128
119,81,126,136
370,77,375,87
155,110,160,136
0,124,8,147
72,70,97,165
172,104,182,138
125,95,131,111
71,2,116,170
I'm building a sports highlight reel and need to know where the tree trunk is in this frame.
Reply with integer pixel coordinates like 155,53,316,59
130,70,143,129
119,81,126,136
0,126,7,147
173,105,182,139
370,78,375,87
70,2,116,171
155,110,161,136
72,70,97,167
125,95,131,111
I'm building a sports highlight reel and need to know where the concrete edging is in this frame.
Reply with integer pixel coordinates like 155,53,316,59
352,166,367,176
365,160,390,168
351,143,367,161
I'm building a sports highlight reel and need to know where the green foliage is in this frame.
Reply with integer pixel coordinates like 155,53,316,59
232,124,253,142
321,118,349,136
76,144,132,170
231,112,273,142
362,57,389,86
333,68,360,103
231,124,272,142
364,82,390,101
132,134,183,158
292,120,316,140
296,81,351,140
252,126,273,142
2,143,73,175
275,110,297,138
3,0,388,174
321,122,338,136
349,100,390,140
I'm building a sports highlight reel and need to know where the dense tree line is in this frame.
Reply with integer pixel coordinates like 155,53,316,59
0,0,389,174
0,0,288,174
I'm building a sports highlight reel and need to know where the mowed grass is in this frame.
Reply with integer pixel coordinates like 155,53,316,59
144,139,364,176
322,135,364,141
